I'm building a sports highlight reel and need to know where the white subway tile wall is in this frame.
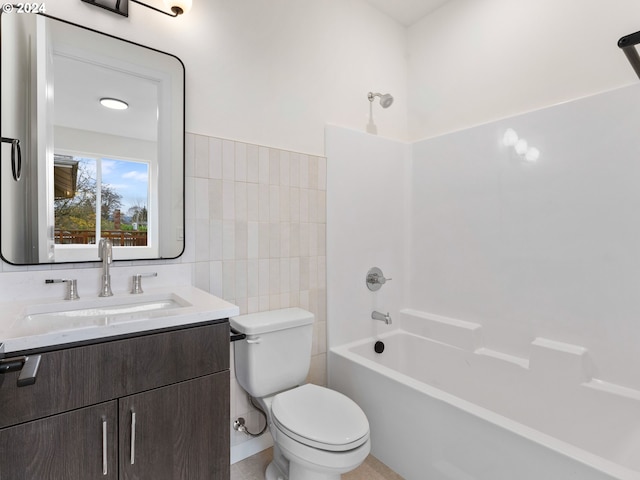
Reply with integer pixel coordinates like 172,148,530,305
185,133,327,447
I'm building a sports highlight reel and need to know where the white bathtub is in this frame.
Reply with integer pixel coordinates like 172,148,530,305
329,313,640,480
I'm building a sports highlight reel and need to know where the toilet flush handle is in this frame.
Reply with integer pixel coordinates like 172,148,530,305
246,336,262,344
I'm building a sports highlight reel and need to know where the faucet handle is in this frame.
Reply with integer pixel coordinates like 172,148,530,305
45,279,80,300
131,272,158,294
366,267,392,291
371,274,392,284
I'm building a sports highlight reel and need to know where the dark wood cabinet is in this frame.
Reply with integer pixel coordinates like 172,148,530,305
0,401,118,480
0,322,230,480
119,372,229,480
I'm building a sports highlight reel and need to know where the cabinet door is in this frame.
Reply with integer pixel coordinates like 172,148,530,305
119,371,230,480
0,401,118,480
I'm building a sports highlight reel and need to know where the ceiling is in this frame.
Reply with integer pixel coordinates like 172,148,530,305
363,0,451,26
54,54,159,142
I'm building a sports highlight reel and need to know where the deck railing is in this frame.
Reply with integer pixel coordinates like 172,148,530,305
54,230,147,246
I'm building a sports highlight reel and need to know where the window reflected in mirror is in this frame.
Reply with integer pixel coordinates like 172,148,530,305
54,155,151,249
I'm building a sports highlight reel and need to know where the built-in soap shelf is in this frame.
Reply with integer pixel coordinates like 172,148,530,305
398,308,640,400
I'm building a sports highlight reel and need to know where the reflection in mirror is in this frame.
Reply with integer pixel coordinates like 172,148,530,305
0,13,184,264
53,155,150,247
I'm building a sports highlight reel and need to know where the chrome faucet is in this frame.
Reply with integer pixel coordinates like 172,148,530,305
131,272,158,294
372,310,392,325
98,238,113,297
366,267,392,291
45,279,80,300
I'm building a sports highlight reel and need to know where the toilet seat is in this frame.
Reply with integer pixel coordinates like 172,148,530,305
271,384,370,452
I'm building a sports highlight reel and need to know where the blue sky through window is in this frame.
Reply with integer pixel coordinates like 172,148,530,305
102,158,149,214
78,157,149,215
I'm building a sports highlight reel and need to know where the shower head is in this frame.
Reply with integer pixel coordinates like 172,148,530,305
368,92,394,108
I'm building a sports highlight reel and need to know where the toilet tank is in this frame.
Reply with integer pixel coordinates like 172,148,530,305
230,308,314,398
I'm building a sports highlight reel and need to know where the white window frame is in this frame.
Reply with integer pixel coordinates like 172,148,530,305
51,150,158,262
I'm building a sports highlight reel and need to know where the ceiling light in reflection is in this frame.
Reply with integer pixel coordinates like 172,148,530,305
525,147,540,162
514,139,528,155
503,128,518,146
100,97,129,110
503,128,541,163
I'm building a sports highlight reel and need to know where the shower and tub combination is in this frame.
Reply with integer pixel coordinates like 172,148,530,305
326,81,640,480
330,311,640,480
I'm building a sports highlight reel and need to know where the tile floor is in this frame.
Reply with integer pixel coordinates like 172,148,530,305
230,448,404,480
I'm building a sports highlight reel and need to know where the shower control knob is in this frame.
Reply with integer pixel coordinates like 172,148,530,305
366,267,392,291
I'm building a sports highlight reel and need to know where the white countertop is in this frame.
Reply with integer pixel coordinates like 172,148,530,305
0,286,239,353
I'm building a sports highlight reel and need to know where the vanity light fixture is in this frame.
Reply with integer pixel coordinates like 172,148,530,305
82,0,191,17
100,97,129,110
161,0,192,15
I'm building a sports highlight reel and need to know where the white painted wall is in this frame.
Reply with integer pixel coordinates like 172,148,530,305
407,0,640,141
325,126,410,347
46,0,408,156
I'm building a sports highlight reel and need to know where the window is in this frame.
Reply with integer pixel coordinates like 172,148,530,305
52,153,153,260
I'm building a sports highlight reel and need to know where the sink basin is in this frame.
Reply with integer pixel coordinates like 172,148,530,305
0,285,240,354
28,298,183,320
13,294,192,337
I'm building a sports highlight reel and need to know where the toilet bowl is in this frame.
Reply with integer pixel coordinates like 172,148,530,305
231,308,371,480
268,384,370,480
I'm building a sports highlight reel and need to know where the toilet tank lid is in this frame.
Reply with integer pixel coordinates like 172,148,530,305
230,307,314,335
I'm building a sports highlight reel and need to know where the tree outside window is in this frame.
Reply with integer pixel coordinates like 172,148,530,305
54,156,149,246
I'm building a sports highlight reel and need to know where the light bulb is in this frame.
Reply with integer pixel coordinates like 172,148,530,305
164,0,192,15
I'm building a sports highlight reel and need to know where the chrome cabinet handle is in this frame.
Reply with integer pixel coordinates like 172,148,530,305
130,411,136,465
102,418,108,476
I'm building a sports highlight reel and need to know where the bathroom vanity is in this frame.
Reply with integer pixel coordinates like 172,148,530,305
0,287,238,479
0,7,236,478
0,8,231,477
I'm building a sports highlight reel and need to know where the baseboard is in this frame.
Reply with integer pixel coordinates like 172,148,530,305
230,432,274,464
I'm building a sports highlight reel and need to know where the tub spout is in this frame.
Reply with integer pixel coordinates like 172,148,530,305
372,310,392,325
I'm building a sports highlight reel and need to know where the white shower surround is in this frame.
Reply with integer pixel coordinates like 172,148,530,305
326,83,640,478
408,84,640,392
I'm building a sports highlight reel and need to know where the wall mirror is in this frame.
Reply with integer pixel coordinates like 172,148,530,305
0,13,184,265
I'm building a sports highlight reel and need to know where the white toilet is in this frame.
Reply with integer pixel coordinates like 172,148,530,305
231,308,371,480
